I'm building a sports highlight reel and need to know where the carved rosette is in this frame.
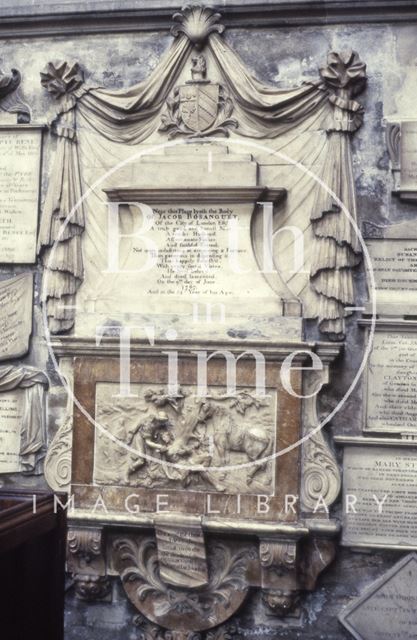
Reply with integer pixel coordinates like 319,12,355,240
171,5,225,49
44,415,72,492
301,367,341,513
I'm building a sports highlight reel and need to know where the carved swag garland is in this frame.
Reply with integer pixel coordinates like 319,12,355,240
38,4,366,339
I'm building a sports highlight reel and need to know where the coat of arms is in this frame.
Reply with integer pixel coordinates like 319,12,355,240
160,55,237,138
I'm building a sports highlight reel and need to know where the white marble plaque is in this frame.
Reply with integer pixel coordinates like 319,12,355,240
365,330,417,433
367,239,417,294
342,445,417,549
401,121,417,191
0,126,42,264
0,389,25,473
0,273,33,361
339,553,417,640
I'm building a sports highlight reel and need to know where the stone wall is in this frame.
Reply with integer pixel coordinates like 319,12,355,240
0,1,416,638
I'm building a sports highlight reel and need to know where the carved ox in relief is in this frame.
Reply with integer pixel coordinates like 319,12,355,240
165,399,273,486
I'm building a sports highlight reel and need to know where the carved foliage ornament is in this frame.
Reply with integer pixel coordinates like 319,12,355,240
113,537,251,631
40,60,84,99
171,5,224,49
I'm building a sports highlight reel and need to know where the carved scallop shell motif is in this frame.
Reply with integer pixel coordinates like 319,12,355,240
171,4,225,49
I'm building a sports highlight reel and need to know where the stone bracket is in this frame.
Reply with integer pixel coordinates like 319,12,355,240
67,526,111,601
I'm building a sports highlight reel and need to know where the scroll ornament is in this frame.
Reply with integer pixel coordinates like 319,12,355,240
44,414,72,491
301,367,341,512
311,50,367,339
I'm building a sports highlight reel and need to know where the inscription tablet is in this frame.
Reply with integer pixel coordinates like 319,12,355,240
0,273,33,361
365,330,417,433
342,445,417,549
339,553,417,640
0,389,25,473
0,126,42,264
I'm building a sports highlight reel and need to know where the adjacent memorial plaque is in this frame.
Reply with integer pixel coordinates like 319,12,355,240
365,219,417,312
339,553,417,640
400,121,417,194
364,329,417,433
0,273,33,361
0,125,42,264
0,388,25,473
342,444,417,549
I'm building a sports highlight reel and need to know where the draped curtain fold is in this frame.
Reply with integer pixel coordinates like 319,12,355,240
38,27,365,339
0,365,49,473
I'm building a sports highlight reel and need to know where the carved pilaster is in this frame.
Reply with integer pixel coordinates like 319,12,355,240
301,366,341,514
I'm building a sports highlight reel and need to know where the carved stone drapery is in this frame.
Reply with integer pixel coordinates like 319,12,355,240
38,4,365,339
0,364,48,474
38,61,85,334
311,50,366,339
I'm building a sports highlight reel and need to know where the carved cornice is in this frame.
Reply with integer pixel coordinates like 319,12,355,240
49,336,342,363
103,187,286,205
0,2,417,38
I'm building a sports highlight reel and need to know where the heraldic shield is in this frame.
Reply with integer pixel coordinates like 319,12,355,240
178,83,220,133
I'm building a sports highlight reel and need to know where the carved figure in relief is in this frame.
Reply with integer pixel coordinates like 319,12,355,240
94,384,275,493
163,400,227,492
125,411,174,485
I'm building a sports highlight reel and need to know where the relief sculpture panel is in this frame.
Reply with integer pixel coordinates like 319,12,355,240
94,383,275,495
